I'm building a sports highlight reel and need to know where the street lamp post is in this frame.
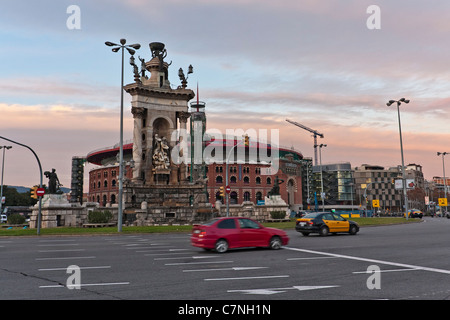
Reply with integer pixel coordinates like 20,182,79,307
0,146,12,215
387,98,410,220
105,39,141,232
437,152,449,215
0,136,43,234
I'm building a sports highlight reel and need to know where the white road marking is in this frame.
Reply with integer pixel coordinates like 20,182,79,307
204,275,289,281
227,285,339,295
38,266,111,271
143,252,189,256
285,247,450,275
287,256,339,261
38,240,77,242
35,256,96,261
37,244,79,247
352,268,422,274
165,261,233,266
183,267,269,272
154,256,219,261
38,249,85,253
39,282,129,288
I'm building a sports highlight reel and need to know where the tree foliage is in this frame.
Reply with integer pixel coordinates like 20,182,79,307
1,186,38,207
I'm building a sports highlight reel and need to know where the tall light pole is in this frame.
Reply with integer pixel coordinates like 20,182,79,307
387,98,409,220
318,143,327,211
0,136,43,234
437,152,448,215
0,146,12,215
105,39,141,232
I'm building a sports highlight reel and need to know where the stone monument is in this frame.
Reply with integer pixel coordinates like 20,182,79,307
123,42,210,225
29,169,84,228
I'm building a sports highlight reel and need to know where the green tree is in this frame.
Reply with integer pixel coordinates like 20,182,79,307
2,186,38,206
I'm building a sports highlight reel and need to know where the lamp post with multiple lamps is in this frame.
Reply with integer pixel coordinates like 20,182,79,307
437,152,449,215
387,98,410,220
105,39,141,232
0,146,12,216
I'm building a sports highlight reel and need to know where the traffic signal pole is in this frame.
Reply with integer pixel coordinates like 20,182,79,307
0,136,43,235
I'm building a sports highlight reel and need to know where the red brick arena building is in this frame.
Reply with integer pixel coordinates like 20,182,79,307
86,138,309,211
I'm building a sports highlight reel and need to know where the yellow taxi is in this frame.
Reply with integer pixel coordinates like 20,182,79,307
295,212,359,236
404,209,423,219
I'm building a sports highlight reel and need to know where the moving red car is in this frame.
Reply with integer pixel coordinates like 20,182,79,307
191,217,289,253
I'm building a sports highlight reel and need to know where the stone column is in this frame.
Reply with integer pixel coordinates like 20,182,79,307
178,111,191,183
145,128,154,185
131,107,146,181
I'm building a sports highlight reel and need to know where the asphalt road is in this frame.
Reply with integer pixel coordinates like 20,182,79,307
1,217,450,301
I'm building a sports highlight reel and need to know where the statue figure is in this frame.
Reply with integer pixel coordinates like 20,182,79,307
129,55,141,83
268,176,284,196
138,56,147,79
152,134,170,170
149,42,172,72
44,169,62,194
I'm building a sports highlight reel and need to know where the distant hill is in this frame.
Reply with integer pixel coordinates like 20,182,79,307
11,186,31,194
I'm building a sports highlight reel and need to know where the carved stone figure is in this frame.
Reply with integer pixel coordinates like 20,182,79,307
138,56,147,79
268,176,284,196
129,55,140,83
152,134,170,170
44,169,61,194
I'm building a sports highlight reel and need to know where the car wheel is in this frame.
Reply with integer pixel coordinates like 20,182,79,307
349,225,358,235
215,239,228,253
319,226,329,236
269,236,282,250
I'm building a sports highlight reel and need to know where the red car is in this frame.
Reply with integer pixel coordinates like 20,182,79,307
191,217,289,253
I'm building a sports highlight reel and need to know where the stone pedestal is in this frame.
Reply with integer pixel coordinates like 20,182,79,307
264,195,287,206
41,194,71,208
29,194,85,229
124,183,211,225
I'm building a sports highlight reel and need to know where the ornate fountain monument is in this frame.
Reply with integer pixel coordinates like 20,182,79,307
123,42,210,225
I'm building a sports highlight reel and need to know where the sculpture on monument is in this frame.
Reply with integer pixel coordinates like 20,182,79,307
268,176,284,196
129,55,140,83
44,168,62,194
138,56,147,79
152,134,170,171
150,42,168,72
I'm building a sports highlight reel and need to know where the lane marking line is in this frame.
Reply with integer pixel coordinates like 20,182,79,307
205,275,289,281
352,268,422,274
284,247,450,275
183,267,269,272
165,261,233,266
38,266,111,271
39,282,129,288
35,256,96,261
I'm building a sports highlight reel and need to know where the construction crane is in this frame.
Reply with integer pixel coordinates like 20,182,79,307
286,119,324,166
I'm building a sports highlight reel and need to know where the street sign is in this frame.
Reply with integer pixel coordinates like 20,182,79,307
225,185,231,194
36,188,46,197
438,198,447,207
372,199,380,208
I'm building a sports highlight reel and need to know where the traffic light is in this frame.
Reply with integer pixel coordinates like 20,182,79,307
244,134,249,147
219,186,225,198
30,186,38,199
